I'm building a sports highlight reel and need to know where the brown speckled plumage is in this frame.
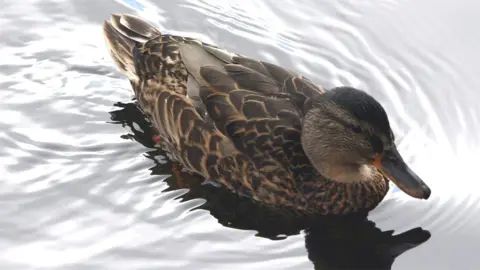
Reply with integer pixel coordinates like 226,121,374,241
103,14,390,216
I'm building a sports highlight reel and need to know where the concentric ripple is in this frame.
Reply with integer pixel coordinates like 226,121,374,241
0,0,479,269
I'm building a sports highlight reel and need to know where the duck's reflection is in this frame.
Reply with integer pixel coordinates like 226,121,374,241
109,101,431,270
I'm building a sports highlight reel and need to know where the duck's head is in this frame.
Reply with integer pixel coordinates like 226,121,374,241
301,86,431,200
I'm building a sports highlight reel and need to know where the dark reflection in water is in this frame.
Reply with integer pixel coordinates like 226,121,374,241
2,0,480,268
110,101,431,270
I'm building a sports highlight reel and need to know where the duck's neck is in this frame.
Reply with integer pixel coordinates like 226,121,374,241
317,163,379,183
300,169,389,215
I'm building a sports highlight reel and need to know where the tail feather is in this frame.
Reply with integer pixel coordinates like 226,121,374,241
103,14,161,81
110,14,161,42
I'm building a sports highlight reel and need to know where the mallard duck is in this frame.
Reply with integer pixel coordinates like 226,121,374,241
103,14,431,216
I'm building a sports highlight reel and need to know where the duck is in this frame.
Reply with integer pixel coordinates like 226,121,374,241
103,14,431,216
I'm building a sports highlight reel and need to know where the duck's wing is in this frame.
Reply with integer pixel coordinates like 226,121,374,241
174,28,327,180
103,14,324,209
196,58,325,181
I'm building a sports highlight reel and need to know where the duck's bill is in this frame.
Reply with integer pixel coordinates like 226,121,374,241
373,147,431,199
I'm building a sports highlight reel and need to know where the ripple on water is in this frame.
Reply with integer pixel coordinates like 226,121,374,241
1,0,479,269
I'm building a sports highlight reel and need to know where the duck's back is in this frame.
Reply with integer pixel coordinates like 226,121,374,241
103,14,334,214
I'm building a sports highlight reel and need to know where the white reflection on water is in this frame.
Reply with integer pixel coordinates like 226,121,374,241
0,0,479,269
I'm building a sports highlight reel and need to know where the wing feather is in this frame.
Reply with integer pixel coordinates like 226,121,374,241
103,14,326,210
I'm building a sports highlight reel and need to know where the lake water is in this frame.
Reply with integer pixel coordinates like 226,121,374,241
1,0,479,269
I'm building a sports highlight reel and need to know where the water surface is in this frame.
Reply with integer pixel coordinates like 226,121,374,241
1,0,479,269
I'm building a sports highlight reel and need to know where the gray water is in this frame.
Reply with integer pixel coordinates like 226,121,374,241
1,0,479,269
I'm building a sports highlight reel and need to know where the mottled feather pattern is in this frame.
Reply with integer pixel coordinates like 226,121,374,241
103,14,388,215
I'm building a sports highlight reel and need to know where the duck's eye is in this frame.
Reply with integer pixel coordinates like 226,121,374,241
351,126,362,133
